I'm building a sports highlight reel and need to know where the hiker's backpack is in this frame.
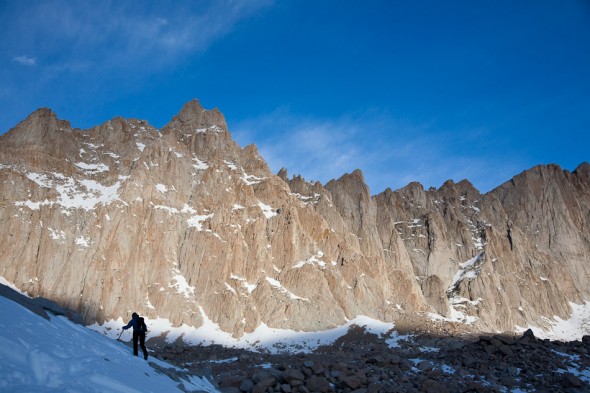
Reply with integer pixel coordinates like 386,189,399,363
138,317,148,333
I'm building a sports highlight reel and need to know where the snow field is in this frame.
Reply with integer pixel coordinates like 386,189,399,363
91,311,399,355
0,296,217,393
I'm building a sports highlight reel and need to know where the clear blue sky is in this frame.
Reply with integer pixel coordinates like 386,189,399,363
1,1,589,194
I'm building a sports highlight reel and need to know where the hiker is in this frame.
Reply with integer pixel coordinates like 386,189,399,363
122,312,149,360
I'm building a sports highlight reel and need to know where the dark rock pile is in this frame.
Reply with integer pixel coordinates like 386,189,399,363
150,327,590,392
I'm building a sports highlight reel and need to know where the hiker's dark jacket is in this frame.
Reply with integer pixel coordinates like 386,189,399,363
123,315,143,332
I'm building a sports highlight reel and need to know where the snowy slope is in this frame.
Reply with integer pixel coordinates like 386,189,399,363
91,311,400,355
0,294,217,393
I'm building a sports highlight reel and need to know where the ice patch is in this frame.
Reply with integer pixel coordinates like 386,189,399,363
409,218,421,227
292,251,326,269
104,152,120,159
25,172,52,188
427,308,478,325
187,213,214,231
224,283,237,294
448,253,484,292
224,160,238,170
265,277,309,301
230,274,257,293
291,192,321,206
74,162,109,173
515,301,590,341
196,125,222,133
440,364,456,374
192,156,209,170
48,228,66,241
153,204,180,214
145,296,156,310
553,349,590,383
211,357,239,364
75,236,90,248
257,201,277,219
439,254,485,324
242,173,266,185
18,172,122,211
169,267,195,299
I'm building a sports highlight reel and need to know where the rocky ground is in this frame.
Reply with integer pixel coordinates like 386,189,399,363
148,327,590,393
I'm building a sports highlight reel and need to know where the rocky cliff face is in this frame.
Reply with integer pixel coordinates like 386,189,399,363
0,100,588,337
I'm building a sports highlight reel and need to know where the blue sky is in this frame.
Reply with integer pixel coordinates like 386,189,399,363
1,0,589,194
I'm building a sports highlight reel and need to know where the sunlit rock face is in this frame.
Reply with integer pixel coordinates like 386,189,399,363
1,99,589,336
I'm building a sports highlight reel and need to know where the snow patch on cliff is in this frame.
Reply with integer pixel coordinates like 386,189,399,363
230,274,257,293
265,277,309,301
448,253,485,293
192,156,209,170
187,213,214,230
257,201,277,219
242,172,266,186
74,162,109,173
17,172,122,211
169,266,196,299
292,251,326,269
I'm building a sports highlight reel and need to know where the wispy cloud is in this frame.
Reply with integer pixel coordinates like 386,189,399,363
232,110,364,184
0,0,274,134
11,56,36,66
231,110,525,194
3,0,272,74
